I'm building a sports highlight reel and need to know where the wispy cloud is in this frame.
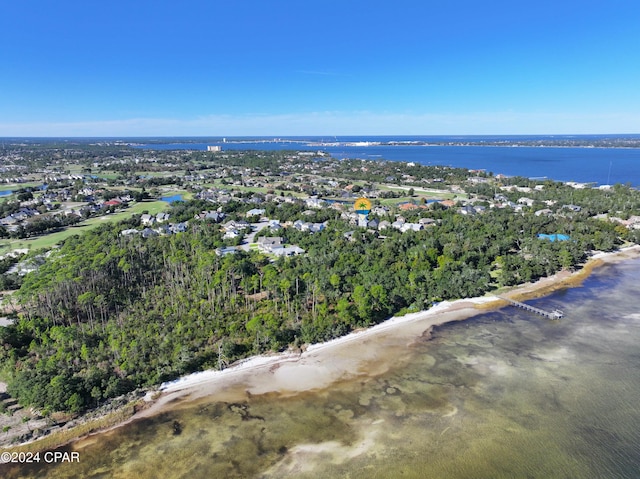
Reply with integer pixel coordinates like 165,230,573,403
1,111,638,137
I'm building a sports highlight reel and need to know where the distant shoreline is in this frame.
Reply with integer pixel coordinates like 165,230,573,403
4,245,639,454
132,138,640,150
5,134,639,149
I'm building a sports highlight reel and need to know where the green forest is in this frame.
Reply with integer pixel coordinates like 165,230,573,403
1,185,637,415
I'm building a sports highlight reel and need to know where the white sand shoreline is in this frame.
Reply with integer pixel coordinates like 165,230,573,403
137,245,640,419
155,296,495,397
158,246,640,395
5,245,640,450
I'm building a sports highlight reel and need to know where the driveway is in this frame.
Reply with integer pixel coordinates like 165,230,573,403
239,220,270,251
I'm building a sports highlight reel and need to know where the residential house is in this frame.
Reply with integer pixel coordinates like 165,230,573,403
535,208,554,217
367,218,379,229
400,223,423,233
459,205,477,216
565,182,589,189
141,214,156,226
156,212,170,223
196,211,225,222
399,202,420,211
341,211,359,225
292,220,326,232
562,204,582,212
223,229,241,240
14,208,39,221
271,245,305,257
103,199,122,207
391,219,405,230
215,246,239,256
141,228,159,238
222,220,250,232
0,216,19,227
305,197,324,209
246,208,266,218
256,236,283,253
155,224,172,235
468,176,490,184
418,218,437,226
64,208,83,218
517,197,535,207
372,206,389,216
343,231,356,241
170,222,188,234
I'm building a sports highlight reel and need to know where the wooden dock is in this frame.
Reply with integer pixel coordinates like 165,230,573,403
497,296,564,320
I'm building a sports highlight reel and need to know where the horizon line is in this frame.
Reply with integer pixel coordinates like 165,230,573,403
2,133,640,139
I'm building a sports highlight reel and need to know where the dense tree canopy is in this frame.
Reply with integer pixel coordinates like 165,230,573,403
0,189,629,415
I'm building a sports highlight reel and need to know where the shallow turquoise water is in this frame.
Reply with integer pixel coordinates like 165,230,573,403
5,259,640,478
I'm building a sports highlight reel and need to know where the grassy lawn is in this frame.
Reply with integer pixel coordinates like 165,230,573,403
0,200,169,254
379,197,423,206
377,183,459,197
0,182,42,192
378,194,460,206
65,164,86,174
95,172,120,180
0,227,95,253
205,180,269,194
204,180,306,198
158,189,194,201
133,171,175,178
131,200,170,215
81,201,168,228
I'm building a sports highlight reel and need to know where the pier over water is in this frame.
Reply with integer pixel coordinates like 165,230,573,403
497,296,564,320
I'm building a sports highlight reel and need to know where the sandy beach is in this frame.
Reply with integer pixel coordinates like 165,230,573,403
133,244,640,419
4,245,640,451
139,297,494,417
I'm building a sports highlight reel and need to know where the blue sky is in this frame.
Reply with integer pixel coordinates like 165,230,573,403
1,0,639,136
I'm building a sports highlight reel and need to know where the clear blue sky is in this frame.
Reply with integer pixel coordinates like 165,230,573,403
1,0,639,136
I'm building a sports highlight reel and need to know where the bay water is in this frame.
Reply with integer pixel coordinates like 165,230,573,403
8,258,640,478
134,135,640,187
